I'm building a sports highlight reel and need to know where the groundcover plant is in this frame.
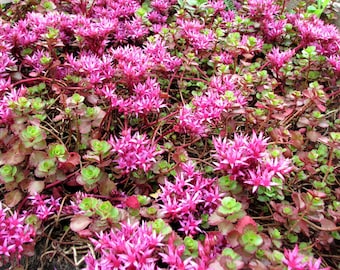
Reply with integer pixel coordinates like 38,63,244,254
0,0,339,269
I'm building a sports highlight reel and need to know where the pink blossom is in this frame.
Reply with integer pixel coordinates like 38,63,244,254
247,0,280,20
109,129,163,173
267,47,294,71
328,55,340,73
283,245,308,270
84,220,163,270
212,132,292,192
0,203,35,263
307,258,330,270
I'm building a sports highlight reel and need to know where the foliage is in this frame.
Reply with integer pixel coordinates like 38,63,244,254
0,0,339,269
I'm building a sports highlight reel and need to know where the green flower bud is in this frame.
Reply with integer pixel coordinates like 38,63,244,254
71,93,84,104
184,236,198,251
40,56,52,65
152,219,172,235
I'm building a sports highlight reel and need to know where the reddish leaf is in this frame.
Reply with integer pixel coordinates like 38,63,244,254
27,181,45,195
59,152,80,172
4,189,23,207
306,131,321,142
292,192,306,211
208,212,225,226
320,219,337,231
0,141,29,166
235,216,257,233
298,220,310,236
70,215,92,232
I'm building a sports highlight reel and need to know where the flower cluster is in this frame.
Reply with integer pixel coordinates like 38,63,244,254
0,203,35,266
84,220,163,270
283,245,330,270
101,77,166,116
212,132,292,192
177,18,216,52
267,47,295,72
290,14,340,55
109,129,163,173
176,75,246,136
26,193,61,220
159,160,222,236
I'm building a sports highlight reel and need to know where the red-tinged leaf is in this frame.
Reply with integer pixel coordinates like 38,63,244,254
273,213,286,223
98,178,116,196
248,259,267,270
97,159,112,168
320,219,337,230
27,181,45,195
28,151,48,168
59,152,80,172
0,142,30,166
298,220,310,236
208,212,225,226
290,131,304,150
126,196,140,209
217,220,234,235
208,261,225,270
308,189,327,198
79,120,92,134
307,131,321,142
173,147,188,164
235,216,257,233
22,242,36,257
292,192,306,210
70,215,92,232
4,189,23,207
78,229,93,238
226,230,240,247
316,103,326,113
0,128,8,141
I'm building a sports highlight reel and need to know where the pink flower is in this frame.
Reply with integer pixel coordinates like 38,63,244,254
84,220,163,269
307,258,330,270
0,203,35,263
328,55,340,73
212,132,292,192
247,0,280,20
109,129,163,173
28,194,61,220
267,47,294,71
283,245,308,270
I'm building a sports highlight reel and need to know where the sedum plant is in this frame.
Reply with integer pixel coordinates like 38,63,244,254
0,0,339,269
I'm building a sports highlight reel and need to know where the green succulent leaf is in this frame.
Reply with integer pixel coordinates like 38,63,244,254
217,197,242,216
0,165,17,183
48,143,68,161
20,125,45,148
79,197,101,214
81,165,102,185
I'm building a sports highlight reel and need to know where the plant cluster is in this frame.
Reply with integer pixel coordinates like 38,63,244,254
0,0,339,269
